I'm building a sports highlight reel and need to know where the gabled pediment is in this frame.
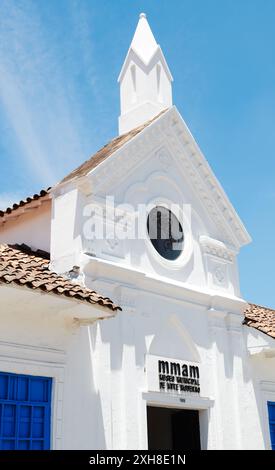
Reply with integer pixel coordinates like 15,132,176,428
69,106,251,251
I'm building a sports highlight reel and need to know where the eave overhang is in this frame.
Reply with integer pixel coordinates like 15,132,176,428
0,283,117,324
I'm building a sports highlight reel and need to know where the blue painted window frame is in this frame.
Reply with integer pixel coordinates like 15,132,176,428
267,401,275,450
0,371,52,450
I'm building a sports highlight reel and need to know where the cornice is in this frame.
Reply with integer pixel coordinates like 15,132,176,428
168,108,251,248
199,235,236,261
82,254,246,315
88,119,167,196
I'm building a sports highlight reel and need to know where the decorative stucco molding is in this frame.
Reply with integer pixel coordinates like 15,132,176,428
199,236,236,292
84,107,250,250
199,236,236,262
156,146,171,171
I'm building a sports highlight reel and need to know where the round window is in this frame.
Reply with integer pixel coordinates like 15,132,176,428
147,206,184,260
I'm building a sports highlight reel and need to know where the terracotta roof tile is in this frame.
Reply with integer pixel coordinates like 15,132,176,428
59,109,168,185
0,188,51,218
0,244,121,312
244,303,275,339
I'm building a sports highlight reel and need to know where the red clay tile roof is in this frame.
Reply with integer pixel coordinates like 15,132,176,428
0,188,51,218
60,109,168,185
0,244,121,312
244,303,275,339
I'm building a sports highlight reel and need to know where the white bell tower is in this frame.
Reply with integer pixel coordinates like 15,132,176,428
118,13,173,135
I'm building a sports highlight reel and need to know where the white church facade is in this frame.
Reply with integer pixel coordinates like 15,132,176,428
0,14,275,450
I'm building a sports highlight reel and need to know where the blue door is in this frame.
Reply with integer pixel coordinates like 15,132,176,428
268,402,275,450
0,372,52,450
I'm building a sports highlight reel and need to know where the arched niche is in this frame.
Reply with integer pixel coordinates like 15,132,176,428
148,313,200,363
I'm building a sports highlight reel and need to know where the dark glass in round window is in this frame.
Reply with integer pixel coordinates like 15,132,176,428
147,206,184,260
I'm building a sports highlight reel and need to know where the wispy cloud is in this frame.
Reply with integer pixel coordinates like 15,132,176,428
69,0,98,91
0,0,100,191
0,66,56,185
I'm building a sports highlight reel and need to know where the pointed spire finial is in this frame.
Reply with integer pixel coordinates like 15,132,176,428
118,14,173,134
130,13,158,65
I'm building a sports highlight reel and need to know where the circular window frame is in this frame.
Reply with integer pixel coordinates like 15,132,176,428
144,198,193,270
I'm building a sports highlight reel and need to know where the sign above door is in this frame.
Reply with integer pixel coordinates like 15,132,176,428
146,354,200,395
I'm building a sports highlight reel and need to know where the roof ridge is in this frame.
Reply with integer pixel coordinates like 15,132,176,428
59,109,168,185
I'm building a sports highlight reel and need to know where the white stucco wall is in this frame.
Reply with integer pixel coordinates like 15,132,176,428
0,108,272,450
0,200,51,252
43,107,274,449
51,109,243,301
1,286,274,450
64,303,275,450
0,285,116,450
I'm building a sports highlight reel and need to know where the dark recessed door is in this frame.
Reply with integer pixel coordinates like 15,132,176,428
147,406,201,450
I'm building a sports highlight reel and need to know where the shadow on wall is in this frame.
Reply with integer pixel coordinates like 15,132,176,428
63,325,107,450
97,306,202,372
63,313,272,449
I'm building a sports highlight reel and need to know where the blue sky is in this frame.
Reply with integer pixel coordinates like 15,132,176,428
0,0,275,307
